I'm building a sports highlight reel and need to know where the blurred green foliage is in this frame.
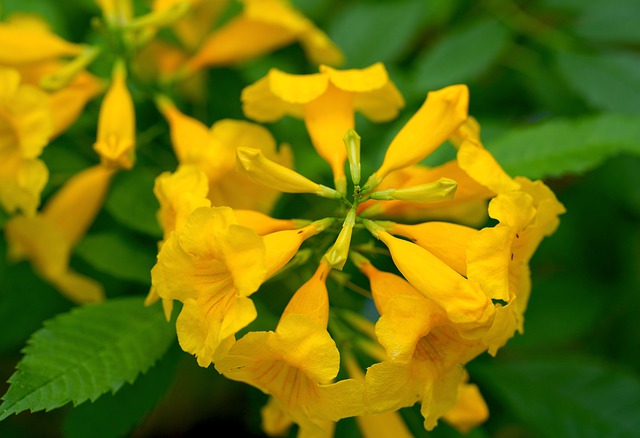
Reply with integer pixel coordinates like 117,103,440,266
1,0,640,437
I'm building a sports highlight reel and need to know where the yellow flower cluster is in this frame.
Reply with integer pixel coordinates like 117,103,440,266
150,62,565,436
0,2,565,437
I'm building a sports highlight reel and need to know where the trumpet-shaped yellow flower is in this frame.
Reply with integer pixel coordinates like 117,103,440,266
364,85,469,191
184,0,343,73
363,220,494,337
0,17,83,65
0,67,52,215
151,206,267,366
216,263,365,437
94,62,136,170
356,259,486,431
242,63,404,193
468,178,565,355
4,164,115,303
157,98,293,213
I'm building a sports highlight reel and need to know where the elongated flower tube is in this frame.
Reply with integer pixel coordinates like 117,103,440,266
363,85,468,192
184,0,343,74
215,262,365,437
234,209,307,236
93,61,136,170
237,147,342,199
0,67,52,215
242,63,404,193
363,219,494,337
157,97,292,213
151,206,267,366
4,164,116,303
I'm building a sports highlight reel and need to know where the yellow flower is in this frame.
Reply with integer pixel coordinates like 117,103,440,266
467,178,566,355
4,164,115,303
242,63,404,193
0,67,52,215
0,16,84,65
151,206,267,366
157,97,293,213
93,62,136,170
363,85,469,191
355,258,486,431
144,165,212,319
234,209,307,236
215,262,365,437
363,220,494,337
184,0,343,74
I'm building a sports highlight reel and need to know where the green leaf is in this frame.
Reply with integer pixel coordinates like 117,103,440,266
327,0,432,68
62,344,181,438
410,18,511,95
0,297,175,421
105,169,162,238
471,357,640,438
556,50,640,114
487,113,640,179
74,232,156,285
572,0,640,44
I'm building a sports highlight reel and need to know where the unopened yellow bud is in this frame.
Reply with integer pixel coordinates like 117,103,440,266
369,177,457,203
324,208,356,270
236,147,342,199
344,129,361,185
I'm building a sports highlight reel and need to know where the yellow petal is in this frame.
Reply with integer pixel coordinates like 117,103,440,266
42,164,116,247
176,293,257,367
442,382,489,434
49,70,104,138
153,165,211,239
261,396,293,437
302,83,352,193
457,139,520,194
51,270,105,304
280,261,331,327
389,221,477,276
0,21,83,65
94,62,135,169
0,157,49,216
467,226,513,302
365,222,493,334
366,85,469,189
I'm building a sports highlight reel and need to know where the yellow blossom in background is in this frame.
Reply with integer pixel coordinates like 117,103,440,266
242,62,404,193
0,16,83,65
156,97,293,213
182,0,343,75
0,67,52,215
4,164,115,303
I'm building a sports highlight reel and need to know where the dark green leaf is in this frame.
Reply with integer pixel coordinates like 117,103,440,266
556,50,640,114
0,297,175,420
410,18,511,95
487,113,640,179
572,0,640,44
472,357,640,438
327,0,431,68
62,343,181,438
105,169,162,238
74,232,156,285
